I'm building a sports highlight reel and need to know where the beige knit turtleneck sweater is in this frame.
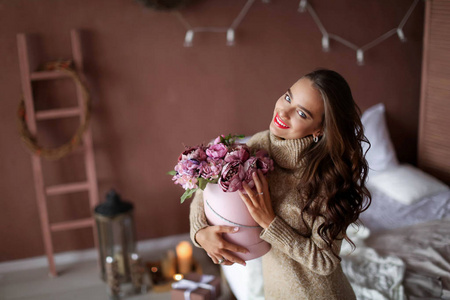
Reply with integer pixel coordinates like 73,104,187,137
189,130,356,300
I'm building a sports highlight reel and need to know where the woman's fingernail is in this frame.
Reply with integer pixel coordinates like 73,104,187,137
233,227,239,232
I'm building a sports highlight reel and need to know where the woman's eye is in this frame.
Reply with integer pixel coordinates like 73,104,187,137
298,111,307,119
284,94,291,103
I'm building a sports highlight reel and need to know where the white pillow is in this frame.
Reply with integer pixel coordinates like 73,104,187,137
361,103,399,178
367,164,450,205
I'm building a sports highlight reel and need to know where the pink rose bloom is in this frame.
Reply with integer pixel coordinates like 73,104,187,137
213,135,226,145
224,145,250,163
219,161,245,192
206,143,228,159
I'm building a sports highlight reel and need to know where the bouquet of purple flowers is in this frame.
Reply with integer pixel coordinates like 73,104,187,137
169,134,274,203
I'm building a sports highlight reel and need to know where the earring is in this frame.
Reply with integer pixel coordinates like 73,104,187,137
313,136,319,143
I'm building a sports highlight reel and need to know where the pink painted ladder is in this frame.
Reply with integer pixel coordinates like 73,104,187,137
17,30,100,277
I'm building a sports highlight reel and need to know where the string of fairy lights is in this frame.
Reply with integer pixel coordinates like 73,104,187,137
172,0,420,66
173,0,268,47
298,0,420,65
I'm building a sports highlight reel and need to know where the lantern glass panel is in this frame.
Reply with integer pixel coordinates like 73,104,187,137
94,190,136,282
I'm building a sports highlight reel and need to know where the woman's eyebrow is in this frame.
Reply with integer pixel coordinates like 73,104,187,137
287,88,314,119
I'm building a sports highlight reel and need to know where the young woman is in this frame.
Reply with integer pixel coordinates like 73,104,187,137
189,69,371,299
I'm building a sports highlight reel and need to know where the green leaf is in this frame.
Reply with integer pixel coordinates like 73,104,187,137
208,178,219,184
167,170,177,176
180,188,197,204
198,178,220,191
198,178,208,190
219,135,227,144
230,134,245,144
219,133,245,146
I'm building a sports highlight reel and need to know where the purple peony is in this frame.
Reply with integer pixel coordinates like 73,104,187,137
199,158,223,180
174,159,199,177
224,145,250,163
171,134,275,202
243,156,258,189
255,149,274,175
219,161,245,192
179,146,207,162
206,143,228,159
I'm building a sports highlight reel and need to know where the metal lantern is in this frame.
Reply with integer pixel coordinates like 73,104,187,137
95,189,136,282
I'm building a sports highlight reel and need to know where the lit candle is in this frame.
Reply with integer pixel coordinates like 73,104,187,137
176,241,193,274
173,274,184,281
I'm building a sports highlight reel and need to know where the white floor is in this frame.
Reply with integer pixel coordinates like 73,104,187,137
0,234,234,300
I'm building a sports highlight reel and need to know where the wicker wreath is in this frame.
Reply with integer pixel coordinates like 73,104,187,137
17,61,91,160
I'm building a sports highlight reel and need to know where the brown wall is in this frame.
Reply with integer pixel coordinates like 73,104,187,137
0,0,424,262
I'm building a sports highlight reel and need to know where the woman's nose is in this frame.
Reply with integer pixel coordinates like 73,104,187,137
279,107,293,119
278,110,288,119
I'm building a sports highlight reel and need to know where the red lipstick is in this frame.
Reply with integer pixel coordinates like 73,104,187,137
274,113,289,129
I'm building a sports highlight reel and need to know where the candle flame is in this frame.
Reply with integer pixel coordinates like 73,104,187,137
176,241,193,258
173,274,184,281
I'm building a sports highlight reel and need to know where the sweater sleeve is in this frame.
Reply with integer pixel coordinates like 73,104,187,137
260,215,342,276
189,189,209,248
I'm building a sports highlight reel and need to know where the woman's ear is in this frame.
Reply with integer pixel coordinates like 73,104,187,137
313,128,323,139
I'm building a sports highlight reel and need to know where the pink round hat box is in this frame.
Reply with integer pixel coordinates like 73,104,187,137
203,183,271,261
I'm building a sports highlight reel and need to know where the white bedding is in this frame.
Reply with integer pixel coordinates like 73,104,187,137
365,219,450,299
342,219,450,300
359,189,450,233
341,247,405,300
341,225,406,300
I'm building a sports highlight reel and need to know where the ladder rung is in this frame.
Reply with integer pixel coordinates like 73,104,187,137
35,107,81,120
50,218,94,232
30,70,72,81
46,182,90,196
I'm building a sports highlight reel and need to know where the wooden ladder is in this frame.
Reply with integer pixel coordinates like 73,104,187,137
17,30,100,277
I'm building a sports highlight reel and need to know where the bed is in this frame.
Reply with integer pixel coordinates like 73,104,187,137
340,103,450,300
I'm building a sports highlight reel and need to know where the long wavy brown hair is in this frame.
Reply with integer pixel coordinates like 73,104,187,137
299,69,371,256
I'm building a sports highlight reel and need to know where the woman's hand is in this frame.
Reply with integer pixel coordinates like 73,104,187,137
239,170,275,229
195,225,249,266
